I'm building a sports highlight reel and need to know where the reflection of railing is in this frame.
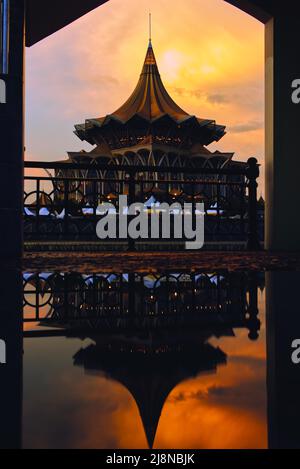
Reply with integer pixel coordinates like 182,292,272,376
24,159,262,250
23,271,261,339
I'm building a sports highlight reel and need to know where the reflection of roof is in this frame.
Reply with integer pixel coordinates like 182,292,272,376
73,332,227,449
74,41,226,147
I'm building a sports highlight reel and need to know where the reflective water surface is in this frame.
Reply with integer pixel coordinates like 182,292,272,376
2,268,300,449
22,270,266,449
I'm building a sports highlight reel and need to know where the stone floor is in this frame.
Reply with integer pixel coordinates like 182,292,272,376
20,251,300,273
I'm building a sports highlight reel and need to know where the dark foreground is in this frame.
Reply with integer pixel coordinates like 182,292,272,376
2,254,300,449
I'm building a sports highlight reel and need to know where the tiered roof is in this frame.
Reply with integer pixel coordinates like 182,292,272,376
74,41,226,150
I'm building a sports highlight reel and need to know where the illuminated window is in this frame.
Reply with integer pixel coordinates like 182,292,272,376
0,0,9,74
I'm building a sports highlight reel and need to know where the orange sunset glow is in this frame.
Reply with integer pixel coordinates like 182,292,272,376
22,3,267,448
4,0,300,455
23,289,266,449
25,0,264,190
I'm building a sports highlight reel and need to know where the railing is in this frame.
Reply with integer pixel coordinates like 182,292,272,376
23,270,261,339
24,158,262,250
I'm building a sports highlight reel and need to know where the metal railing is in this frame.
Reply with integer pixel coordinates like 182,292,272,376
24,158,262,250
23,270,261,339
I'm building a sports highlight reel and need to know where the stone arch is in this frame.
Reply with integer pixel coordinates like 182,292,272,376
224,1,272,23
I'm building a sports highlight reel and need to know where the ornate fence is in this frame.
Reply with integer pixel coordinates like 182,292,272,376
23,270,261,338
24,158,262,250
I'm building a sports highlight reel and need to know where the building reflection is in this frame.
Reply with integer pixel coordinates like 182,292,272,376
73,331,227,448
23,271,261,336
2,268,297,448
23,270,261,448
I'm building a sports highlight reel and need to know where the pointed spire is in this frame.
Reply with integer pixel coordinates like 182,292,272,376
149,12,152,46
103,39,189,123
143,39,157,68
75,15,227,146
144,421,158,450
142,14,156,68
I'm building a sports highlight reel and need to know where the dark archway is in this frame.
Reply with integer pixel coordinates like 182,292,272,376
2,1,300,254
225,0,272,23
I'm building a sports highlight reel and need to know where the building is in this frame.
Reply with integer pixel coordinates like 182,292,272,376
2,0,300,258
23,269,260,448
55,39,246,205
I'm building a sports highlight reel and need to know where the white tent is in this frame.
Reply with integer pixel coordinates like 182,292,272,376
39,207,51,216
24,207,35,216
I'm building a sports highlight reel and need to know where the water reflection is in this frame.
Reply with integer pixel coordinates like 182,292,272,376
23,271,261,337
19,269,267,448
9,267,300,448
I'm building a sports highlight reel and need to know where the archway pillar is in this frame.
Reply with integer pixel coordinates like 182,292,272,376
266,271,300,448
0,267,23,448
265,12,300,250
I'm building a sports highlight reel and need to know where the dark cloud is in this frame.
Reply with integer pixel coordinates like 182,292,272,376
206,93,229,104
170,391,187,403
169,355,266,415
83,74,119,87
189,89,205,99
172,87,229,104
172,87,188,97
229,120,263,134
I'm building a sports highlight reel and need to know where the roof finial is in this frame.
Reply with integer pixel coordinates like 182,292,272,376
149,12,152,45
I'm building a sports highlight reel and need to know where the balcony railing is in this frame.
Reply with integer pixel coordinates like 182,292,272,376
24,158,262,250
23,270,261,339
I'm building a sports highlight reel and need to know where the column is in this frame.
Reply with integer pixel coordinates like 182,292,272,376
0,0,25,258
266,271,300,448
0,267,23,449
265,9,300,250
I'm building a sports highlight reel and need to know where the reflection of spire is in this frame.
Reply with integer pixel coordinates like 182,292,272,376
73,330,227,449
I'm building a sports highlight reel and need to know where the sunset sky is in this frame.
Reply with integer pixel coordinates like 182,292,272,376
25,0,264,191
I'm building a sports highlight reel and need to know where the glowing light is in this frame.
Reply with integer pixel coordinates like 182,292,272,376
160,50,185,81
201,64,216,75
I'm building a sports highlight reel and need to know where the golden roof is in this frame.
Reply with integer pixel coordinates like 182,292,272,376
74,41,226,147
111,41,191,123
